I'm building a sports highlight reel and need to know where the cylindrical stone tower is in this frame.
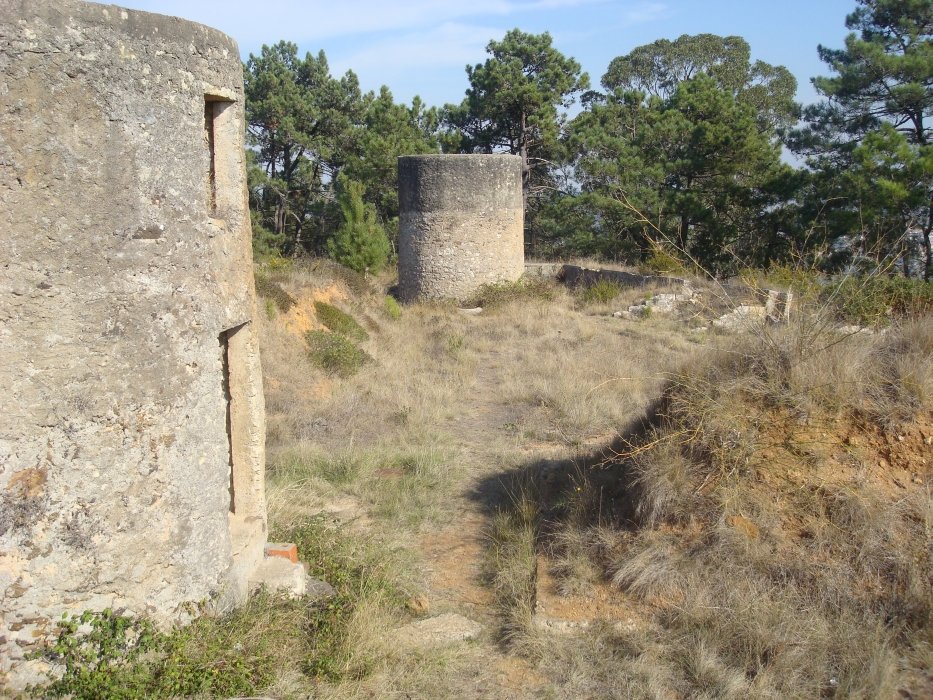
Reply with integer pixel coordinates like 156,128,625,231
0,1,272,687
398,154,524,302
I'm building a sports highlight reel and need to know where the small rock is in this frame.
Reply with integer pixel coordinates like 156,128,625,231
306,576,336,601
406,594,430,614
712,305,767,330
395,613,482,647
457,307,483,315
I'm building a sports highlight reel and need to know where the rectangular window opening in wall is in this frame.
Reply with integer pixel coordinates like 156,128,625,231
220,322,249,515
204,95,234,217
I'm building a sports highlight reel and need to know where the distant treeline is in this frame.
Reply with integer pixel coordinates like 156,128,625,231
245,0,932,279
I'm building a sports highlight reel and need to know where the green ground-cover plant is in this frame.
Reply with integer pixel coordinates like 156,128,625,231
254,273,296,313
306,329,371,377
30,518,407,698
314,301,369,341
581,278,623,304
384,295,402,320
823,275,933,326
465,277,556,309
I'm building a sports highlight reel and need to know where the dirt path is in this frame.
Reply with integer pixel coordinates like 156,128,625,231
411,357,552,697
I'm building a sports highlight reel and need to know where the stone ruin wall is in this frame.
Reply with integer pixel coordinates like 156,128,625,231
398,154,525,302
0,1,267,685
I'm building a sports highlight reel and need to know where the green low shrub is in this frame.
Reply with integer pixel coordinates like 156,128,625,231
383,295,402,320
254,274,296,313
824,275,933,326
466,277,555,309
313,301,369,342
581,278,623,304
306,330,371,377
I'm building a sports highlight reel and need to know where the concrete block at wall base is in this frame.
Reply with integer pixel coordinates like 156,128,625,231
248,557,334,600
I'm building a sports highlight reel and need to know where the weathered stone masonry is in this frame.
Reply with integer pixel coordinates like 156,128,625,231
398,154,525,302
0,1,268,685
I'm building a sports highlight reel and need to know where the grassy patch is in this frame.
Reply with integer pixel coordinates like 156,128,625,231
314,301,369,341
29,519,407,698
498,318,933,698
254,273,296,313
823,275,933,326
465,277,556,309
485,472,540,646
306,329,371,377
269,445,452,529
384,295,402,320
581,278,623,305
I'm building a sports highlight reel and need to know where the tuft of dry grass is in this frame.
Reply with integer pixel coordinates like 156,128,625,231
494,315,933,699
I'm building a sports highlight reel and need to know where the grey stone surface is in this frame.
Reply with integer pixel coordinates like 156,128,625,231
398,154,524,302
0,1,266,687
559,264,685,289
616,291,696,319
712,305,768,330
395,612,483,647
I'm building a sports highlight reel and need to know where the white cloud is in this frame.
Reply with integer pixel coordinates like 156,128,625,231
108,0,604,45
330,22,499,76
621,2,671,25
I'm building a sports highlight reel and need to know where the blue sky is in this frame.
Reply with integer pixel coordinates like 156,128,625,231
105,0,857,109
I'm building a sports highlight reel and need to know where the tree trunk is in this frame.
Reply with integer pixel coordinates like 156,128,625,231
923,219,932,282
519,111,533,257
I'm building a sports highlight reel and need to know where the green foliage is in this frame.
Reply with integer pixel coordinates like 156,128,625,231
313,301,369,341
306,330,371,376
30,518,406,697
602,33,799,131
244,42,364,255
569,36,794,273
29,607,273,699
383,295,402,320
581,279,624,304
824,275,933,325
283,517,404,680
342,87,440,226
793,0,933,279
465,277,556,309
254,273,296,312
642,246,690,275
326,175,391,274
740,263,823,301
443,29,588,252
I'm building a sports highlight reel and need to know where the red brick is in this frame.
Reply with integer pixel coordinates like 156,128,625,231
264,542,298,564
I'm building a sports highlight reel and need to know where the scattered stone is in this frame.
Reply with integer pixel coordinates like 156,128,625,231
532,616,638,635
764,289,794,323
837,324,875,335
712,305,767,330
395,613,482,647
615,287,696,319
305,577,337,601
248,557,331,599
458,307,484,315
406,594,431,614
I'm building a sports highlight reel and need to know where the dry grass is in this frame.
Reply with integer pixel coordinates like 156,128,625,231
254,258,932,699
497,315,933,699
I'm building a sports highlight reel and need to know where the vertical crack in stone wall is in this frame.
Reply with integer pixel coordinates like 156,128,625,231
0,1,266,688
